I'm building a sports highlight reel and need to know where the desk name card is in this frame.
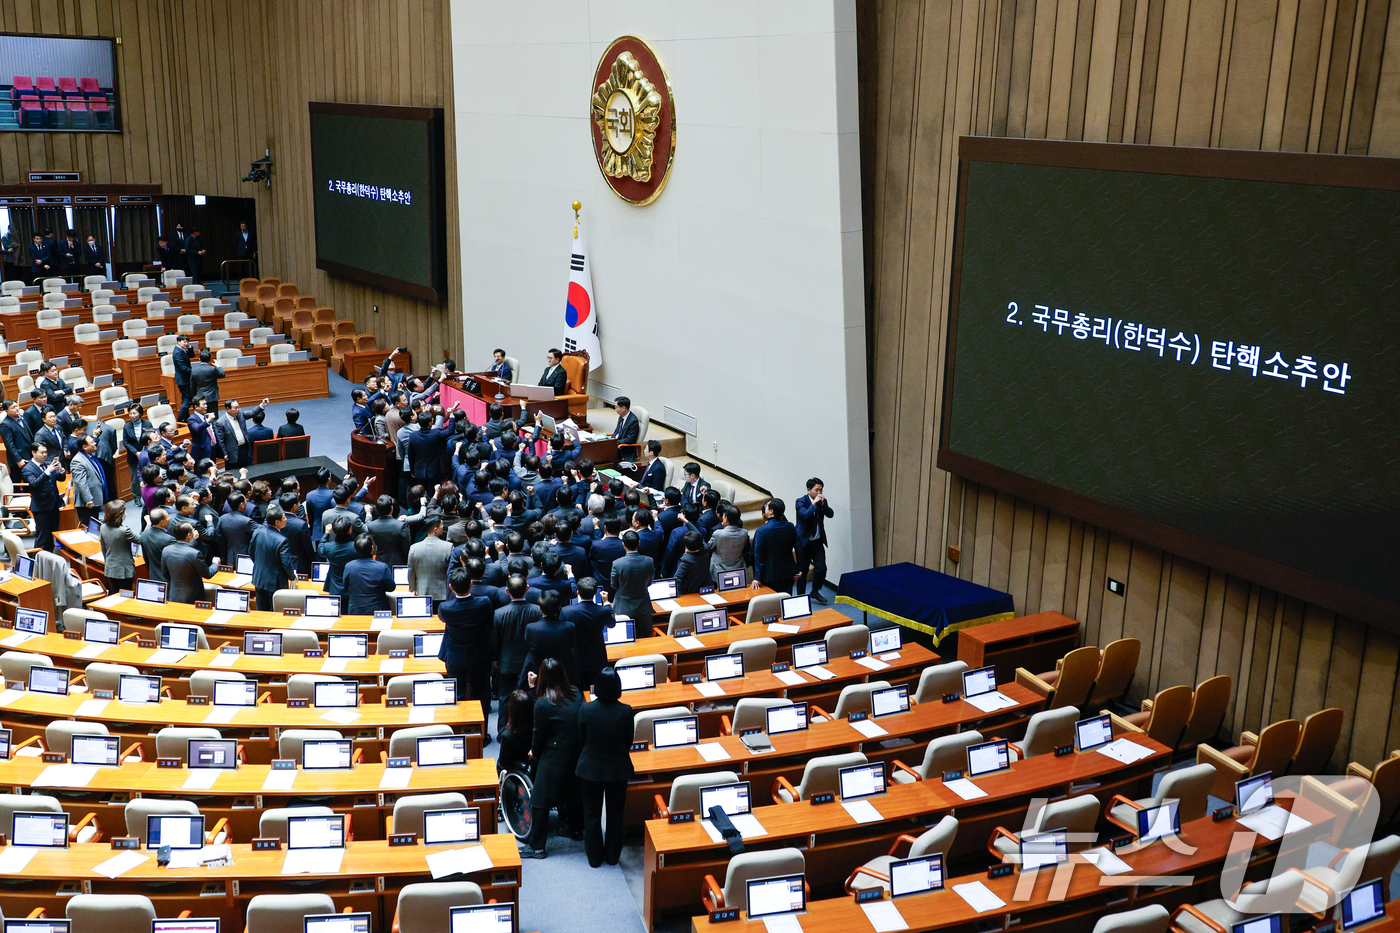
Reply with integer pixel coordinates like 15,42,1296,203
673,629,692,638
93,689,113,700
271,759,295,770
667,810,694,824
303,649,324,658
156,757,182,769
282,608,301,617
682,674,701,685
388,833,417,846
194,601,212,610
629,742,648,752
943,770,963,781
41,752,65,763
763,615,779,624
942,692,961,703
1111,834,1134,850
988,864,1014,879
137,639,155,649
374,610,392,619
186,695,208,705
252,837,280,850
389,649,408,658
699,586,715,595
847,712,868,722
848,649,867,660
810,792,835,805
1212,805,1235,822
709,908,740,923
855,888,884,903
220,645,239,654
386,698,407,708
110,836,139,850
1055,745,1074,757
287,698,308,708
386,756,411,768
770,662,789,673
63,630,81,640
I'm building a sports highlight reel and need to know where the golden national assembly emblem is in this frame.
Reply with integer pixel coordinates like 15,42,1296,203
590,36,675,206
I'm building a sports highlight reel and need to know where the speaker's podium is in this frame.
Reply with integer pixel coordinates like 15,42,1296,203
349,432,393,498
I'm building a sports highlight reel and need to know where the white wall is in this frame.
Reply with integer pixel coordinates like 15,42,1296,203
450,0,873,579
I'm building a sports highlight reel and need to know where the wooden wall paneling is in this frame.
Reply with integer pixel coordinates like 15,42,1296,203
988,489,1016,593
1322,616,1364,767
1177,0,1231,146
1344,0,1392,153
1208,0,1241,145
1306,0,1343,150
1157,557,1207,696
1006,497,1034,609
1261,0,1302,147
1083,0,1122,139
1065,0,1098,138
1132,0,1168,140
1292,603,1336,718
1218,0,1278,149
972,483,998,586
1354,629,1400,765
1319,0,1361,150
1037,509,1071,612
1046,0,1083,138
1005,0,1039,135
1266,597,1305,724
944,473,964,577
960,478,981,581
1119,540,1164,703
1148,0,1191,143
1195,569,1227,682
1024,0,1059,137
1023,504,1049,614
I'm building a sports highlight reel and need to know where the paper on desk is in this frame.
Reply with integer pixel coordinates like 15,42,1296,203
943,778,988,801
320,658,349,673
1081,847,1132,875
74,643,108,659
16,745,41,757
281,847,344,875
224,574,253,589
1095,738,1154,764
702,592,728,606
183,769,221,790
0,846,35,874
407,706,436,724
320,709,361,725
208,652,238,667
842,799,884,824
145,648,189,665
33,764,96,787
379,658,405,674
856,656,890,671
262,770,297,791
204,610,236,626
774,670,807,687
92,850,149,879
379,767,414,789
92,594,128,610
767,623,801,634
0,689,23,707
803,665,836,681
694,681,725,698
861,900,910,932
953,880,1006,913
965,691,1018,713
64,530,99,545
425,844,493,879
0,633,33,647
290,617,321,629
371,616,394,631
203,706,239,724
675,636,705,650
764,915,803,933
76,699,110,717
655,599,681,613
167,848,207,869
696,742,731,762
700,814,769,843
1238,806,1311,841
851,719,888,738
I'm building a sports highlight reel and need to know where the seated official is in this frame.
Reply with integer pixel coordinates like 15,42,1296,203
610,396,640,444
490,348,513,382
538,348,568,396
277,407,306,438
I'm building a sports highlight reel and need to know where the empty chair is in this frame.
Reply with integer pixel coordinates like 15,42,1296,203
389,792,468,835
989,793,1101,862
155,727,223,762
727,637,776,670
334,319,356,336
665,606,702,636
289,309,315,343
295,295,316,309
148,403,175,430
58,366,85,390
742,592,784,625
331,335,356,366
385,673,443,701
287,673,345,701
893,730,983,783
824,623,870,658
146,300,171,317
913,660,969,704
162,269,185,287
1092,906,1170,933
634,706,692,743
655,771,741,818
1106,762,1217,831
83,274,105,290
271,343,295,362
308,322,335,355
703,848,806,914
1341,753,1400,830
203,328,230,348
314,305,336,323
1,649,54,685
0,295,18,309
723,698,793,735
1088,637,1142,706
272,588,308,612
278,729,343,760
14,374,33,398
245,893,337,933
1117,684,1194,751
847,816,958,894
1288,707,1344,775
216,347,242,364
356,333,377,352
176,313,202,333
250,326,275,344
62,608,111,635
388,724,454,761
616,654,668,686
46,721,110,757
1179,676,1233,751
774,751,868,802
15,349,42,368
124,273,145,288
136,286,158,303
1296,834,1400,911
43,277,66,292
100,386,131,405
91,303,116,322
190,668,246,697
1016,644,1102,709
123,798,200,844
1008,706,1079,760
376,630,421,655
224,310,248,329
1198,718,1302,800
272,627,320,652
121,318,147,337
64,894,156,933
393,882,485,933
182,284,202,300
82,661,139,694
1168,872,1306,933
154,621,208,649
0,794,84,844
0,280,24,295
813,680,892,721
199,297,219,311
91,289,114,304
40,295,66,311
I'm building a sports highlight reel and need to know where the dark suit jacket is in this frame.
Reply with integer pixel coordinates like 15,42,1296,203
216,510,255,563
0,417,34,473
342,557,395,614
172,346,192,389
28,242,53,270
234,230,257,259
21,459,64,511
753,518,799,587
367,516,410,566
532,693,583,804
538,365,568,396
137,526,176,582
674,550,713,595
305,487,335,542
611,412,640,444
609,552,654,627
317,538,357,594
163,542,214,603
188,362,224,405
589,536,625,587
638,459,666,490
81,242,105,267
637,527,665,574
492,599,542,673
281,514,315,575
562,601,614,676
276,423,306,438
438,594,496,669
795,494,834,547
517,617,579,687
575,699,636,783
549,542,592,580
657,506,682,541
55,238,79,270
187,411,216,463
250,524,297,592
123,419,154,460
406,427,451,480
246,424,274,445
662,522,702,578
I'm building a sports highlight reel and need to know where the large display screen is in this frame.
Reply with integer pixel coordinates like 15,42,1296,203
940,138,1400,628
0,33,120,133
308,101,445,302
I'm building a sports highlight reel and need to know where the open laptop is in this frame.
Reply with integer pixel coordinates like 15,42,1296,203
704,653,744,682
716,569,746,591
213,680,257,707
161,624,200,651
392,565,410,587
304,595,341,619
414,633,444,658
288,814,346,850
147,814,205,850
396,595,433,619
1020,827,1069,872
1075,714,1114,752
745,874,807,921
1341,878,1387,931
617,664,655,692
647,579,678,601
891,852,945,897
963,665,997,698
765,703,809,736
447,903,515,933
70,734,120,767
312,562,330,583
302,739,353,770
84,617,121,644
1230,916,1283,933
417,734,467,767
652,715,699,750
304,912,369,933
4,920,71,933
698,781,764,837
780,594,811,621
215,588,250,613
870,684,910,718
1136,799,1181,846
28,666,69,696
243,630,281,656
11,810,68,847
12,554,33,580
966,739,1012,778
234,554,255,576
327,634,368,657
85,518,101,536
0,728,11,760
118,673,161,704
422,807,480,846
869,626,902,654
187,738,239,770
839,762,887,801
791,639,828,670
692,609,728,634
14,607,48,636
313,681,358,707
603,618,635,645
153,920,220,933
413,679,457,706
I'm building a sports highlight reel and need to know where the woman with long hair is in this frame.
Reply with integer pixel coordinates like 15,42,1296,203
575,667,635,867
98,500,137,594
520,657,583,859
497,689,534,776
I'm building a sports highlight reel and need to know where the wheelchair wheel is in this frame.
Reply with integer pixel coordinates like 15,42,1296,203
498,769,534,839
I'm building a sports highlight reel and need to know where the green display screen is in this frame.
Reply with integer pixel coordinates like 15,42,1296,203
943,143,1400,623
308,103,444,302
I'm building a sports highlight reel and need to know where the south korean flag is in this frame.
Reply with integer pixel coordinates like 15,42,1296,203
562,224,603,370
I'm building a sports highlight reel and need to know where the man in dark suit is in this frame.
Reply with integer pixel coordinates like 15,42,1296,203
538,348,568,396
28,234,54,275
492,574,542,713
246,408,274,446
21,441,65,551
635,440,666,492
137,509,177,582
188,350,225,408
438,567,497,706
216,493,255,562
305,471,336,544
234,221,256,275
662,505,705,579
366,495,411,566
33,411,65,470
752,498,799,595
656,489,683,541
81,234,105,274
516,590,578,688
172,334,194,421
795,477,835,604
216,398,266,468
549,526,592,580
186,397,217,464
277,493,315,576
156,236,180,269
342,534,396,615
488,348,512,383
609,396,640,445
633,508,665,574
609,530,654,632
589,520,626,587
54,231,79,274
122,404,155,497
36,363,73,412
678,462,709,506
182,227,205,281
563,577,614,691
405,409,456,483
276,409,306,438
674,532,713,595
93,417,120,501
249,507,298,610
0,401,35,479
163,522,220,603
55,396,82,439
527,552,575,601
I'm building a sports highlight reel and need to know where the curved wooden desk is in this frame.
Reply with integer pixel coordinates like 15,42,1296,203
86,593,446,636
608,606,856,670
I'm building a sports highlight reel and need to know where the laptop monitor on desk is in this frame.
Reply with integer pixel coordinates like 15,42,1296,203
14,608,47,636
414,633,444,658
118,673,161,704
11,811,68,847
891,852,945,897
693,609,728,634
216,588,250,613
966,739,1011,778
313,680,358,708
28,666,69,696
791,639,828,669
147,814,204,849
422,807,480,846
1020,828,1069,872
448,904,515,933
717,569,746,591
745,874,807,920
70,734,120,767
652,715,698,749
838,762,887,801
1136,800,1181,846
617,665,655,692
326,634,367,658
704,652,744,682
243,630,281,656
187,738,239,770
765,703,808,735
213,680,257,707
1075,714,1114,752
287,814,345,849
1231,916,1282,933
962,665,998,698
603,618,634,645
780,594,811,621
647,579,678,601
1341,879,1386,931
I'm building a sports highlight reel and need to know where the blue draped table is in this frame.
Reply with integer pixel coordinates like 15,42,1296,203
835,562,1015,646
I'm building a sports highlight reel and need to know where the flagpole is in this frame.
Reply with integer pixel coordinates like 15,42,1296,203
573,200,581,237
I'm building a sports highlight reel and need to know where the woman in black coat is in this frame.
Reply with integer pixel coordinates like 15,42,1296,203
520,657,583,858
575,667,635,867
